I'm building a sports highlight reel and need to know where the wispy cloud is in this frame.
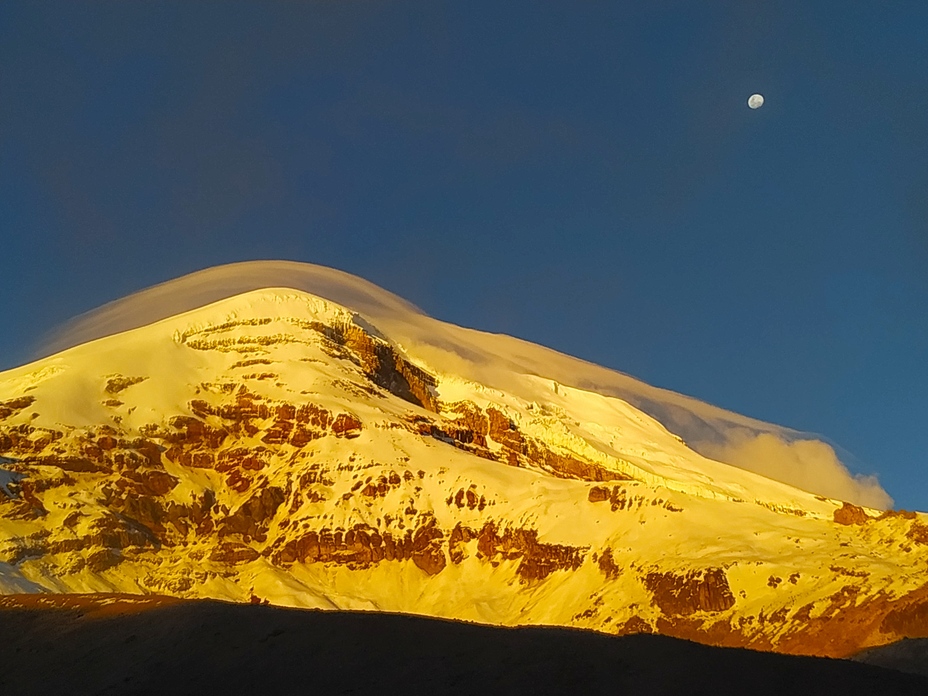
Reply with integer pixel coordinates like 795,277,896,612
702,431,891,509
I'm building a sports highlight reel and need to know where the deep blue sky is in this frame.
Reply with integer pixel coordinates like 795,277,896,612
1,2,926,509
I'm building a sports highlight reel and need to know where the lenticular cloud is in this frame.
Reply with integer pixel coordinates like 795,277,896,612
38,260,892,508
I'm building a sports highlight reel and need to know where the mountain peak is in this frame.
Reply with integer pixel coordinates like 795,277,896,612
30,261,890,509
2,264,923,659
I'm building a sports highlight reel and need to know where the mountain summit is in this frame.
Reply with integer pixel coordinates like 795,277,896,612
1,263,925,657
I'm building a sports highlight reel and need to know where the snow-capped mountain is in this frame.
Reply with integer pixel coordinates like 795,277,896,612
1,262,926,658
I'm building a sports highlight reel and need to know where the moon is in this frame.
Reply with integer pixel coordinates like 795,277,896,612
748,93,765,109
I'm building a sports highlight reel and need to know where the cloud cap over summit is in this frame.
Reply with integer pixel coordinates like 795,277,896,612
38,260,892,508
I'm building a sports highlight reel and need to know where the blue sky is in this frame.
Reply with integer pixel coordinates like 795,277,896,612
1,2,926,509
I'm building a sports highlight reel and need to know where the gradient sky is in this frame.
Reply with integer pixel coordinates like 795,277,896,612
1,2,926,509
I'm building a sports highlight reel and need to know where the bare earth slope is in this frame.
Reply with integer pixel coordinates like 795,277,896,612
0,595,926,696
2,285,928,658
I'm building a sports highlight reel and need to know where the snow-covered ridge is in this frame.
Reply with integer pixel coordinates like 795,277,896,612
1,280,927,658
35,261,889,507
4,286,809,508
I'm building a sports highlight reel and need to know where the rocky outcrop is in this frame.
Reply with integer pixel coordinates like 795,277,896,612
597,548,620,580
468,521,586,582
31,455,108,473
424,401,630,482
447,486,487,511
104,375,147,394
444,401,489,439
410,415,496,460
356,471,402,498
588,485,657,511
0,423,65,456
209,541,261,565
0,396,36,420
0,494,44,521
907,523,928,546
3,512,157,565
320,319,439,412
767,583,928,658
101,484,215,545
164,416,228,449
168,392,361,456
272,516,446,575
485,407,630,481
524,439,629,482
331,413,362,438
271,517,584,582
834,503,870,526
644,568,736,616
218,487,286,541
448,523,471,565
155,392,368,493
487,408,524,453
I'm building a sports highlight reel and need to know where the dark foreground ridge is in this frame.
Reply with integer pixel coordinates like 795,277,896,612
0,594,925,696
853,637,928,679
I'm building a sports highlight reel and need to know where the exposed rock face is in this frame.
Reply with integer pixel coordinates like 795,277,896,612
323,319,439,412
487,408,523,452
445,401,489,439
219,487,286,540
834,503,870,526
104,375,147,394
644,568,736,616
472,522,585,582
0,396,36,420
447,486,487,511
423,401,631,482
488,410,629,481
587,485,679,513
272,516,446,575
597,548,621,580
331,413,362,438
210,542,261,565
906,522,928,546
589,485,642,511
359,471,402,498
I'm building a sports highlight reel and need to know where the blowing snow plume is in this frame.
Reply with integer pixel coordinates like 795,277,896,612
36,260,892,508
703,432,892,510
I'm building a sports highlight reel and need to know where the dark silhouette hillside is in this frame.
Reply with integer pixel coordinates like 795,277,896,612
0,595,925,696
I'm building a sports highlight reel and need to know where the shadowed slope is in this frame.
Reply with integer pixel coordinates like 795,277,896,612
0,595,925,696
853,638,928,679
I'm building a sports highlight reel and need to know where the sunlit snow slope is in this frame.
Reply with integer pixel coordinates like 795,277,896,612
39,261,890,508
0,267,926,657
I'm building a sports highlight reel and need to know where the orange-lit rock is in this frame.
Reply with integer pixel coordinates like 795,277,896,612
834,502,869,526
332,413,362,438
645,568,736,616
